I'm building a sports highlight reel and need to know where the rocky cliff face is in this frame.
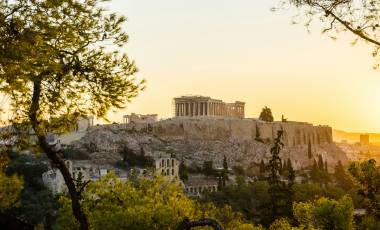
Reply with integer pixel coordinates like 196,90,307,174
71,118,347,170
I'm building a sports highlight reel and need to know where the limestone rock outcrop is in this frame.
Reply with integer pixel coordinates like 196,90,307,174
72,118,346,170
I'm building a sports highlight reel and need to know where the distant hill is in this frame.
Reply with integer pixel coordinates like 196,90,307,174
333,130,380,144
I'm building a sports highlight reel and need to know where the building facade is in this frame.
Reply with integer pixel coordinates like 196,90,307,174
174,96,245,118
123,113,158,124
155,156,179,180
184,174,218,197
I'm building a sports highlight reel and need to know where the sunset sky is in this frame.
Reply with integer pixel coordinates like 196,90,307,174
104,0,380,133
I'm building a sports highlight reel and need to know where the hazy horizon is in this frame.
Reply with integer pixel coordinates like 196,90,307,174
101,0,380,133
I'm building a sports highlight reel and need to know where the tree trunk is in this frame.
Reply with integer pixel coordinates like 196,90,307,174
29,79,89,230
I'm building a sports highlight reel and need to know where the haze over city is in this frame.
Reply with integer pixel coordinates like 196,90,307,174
104,0,380,133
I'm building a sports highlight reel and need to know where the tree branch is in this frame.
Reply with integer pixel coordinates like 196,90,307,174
318,4,380,46
29,78,89,230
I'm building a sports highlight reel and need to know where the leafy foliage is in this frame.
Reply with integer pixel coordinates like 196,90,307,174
348,159,380,217
0,0,144,227
0,155,23,212
179,159,189,181
310,155,330,185
55,173,260,230
0,0,143,130
4,153,58,226
266,130,293,224
119,146,153,169
293,195,355,230
282,0,380,68
259,106,274,122
333,160,353,191
203,160,216,176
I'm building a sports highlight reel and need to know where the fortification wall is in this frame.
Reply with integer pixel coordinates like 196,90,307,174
122,117,333,147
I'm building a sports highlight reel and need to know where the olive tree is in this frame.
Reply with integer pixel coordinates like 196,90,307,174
0,0,143,229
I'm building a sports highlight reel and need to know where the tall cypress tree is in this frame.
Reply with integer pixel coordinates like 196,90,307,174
286,159,296,220
259,160,266,173
266,130,291,224
222,155,229,182
179,159,188,181
318,155,324,171
308,140,312,159
310,159,319,183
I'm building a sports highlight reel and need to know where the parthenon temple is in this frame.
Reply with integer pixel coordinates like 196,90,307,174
174,96,245,118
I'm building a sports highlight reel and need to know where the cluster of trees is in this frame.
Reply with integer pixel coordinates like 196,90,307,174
1,0,380,229
309,155,330,185
0,152,59,229
0,155,23,213
54,172,264,230
118,146,154,169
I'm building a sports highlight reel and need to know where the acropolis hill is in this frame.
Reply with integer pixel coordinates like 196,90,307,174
71,96,347,170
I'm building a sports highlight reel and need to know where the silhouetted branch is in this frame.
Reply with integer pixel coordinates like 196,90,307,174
176,218,223,230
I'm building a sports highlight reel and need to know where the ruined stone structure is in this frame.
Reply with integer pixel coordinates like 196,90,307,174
75,116,94,132
184,175,218,197
42,160,128,195
123,113,158,124
174,96,245,118
154,155,179,180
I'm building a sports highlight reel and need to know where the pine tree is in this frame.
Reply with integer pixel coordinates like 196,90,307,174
179,160,188,181
222,155,229,182
259,106,274,122
259,160,266,173
310,159,319,183
255,124,261,141
0,1,143,228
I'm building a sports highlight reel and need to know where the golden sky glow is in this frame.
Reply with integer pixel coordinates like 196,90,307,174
104,0,380,133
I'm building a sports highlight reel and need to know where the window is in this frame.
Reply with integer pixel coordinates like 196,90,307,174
172,159,174,167
167,159,170,167
172,169,174,175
